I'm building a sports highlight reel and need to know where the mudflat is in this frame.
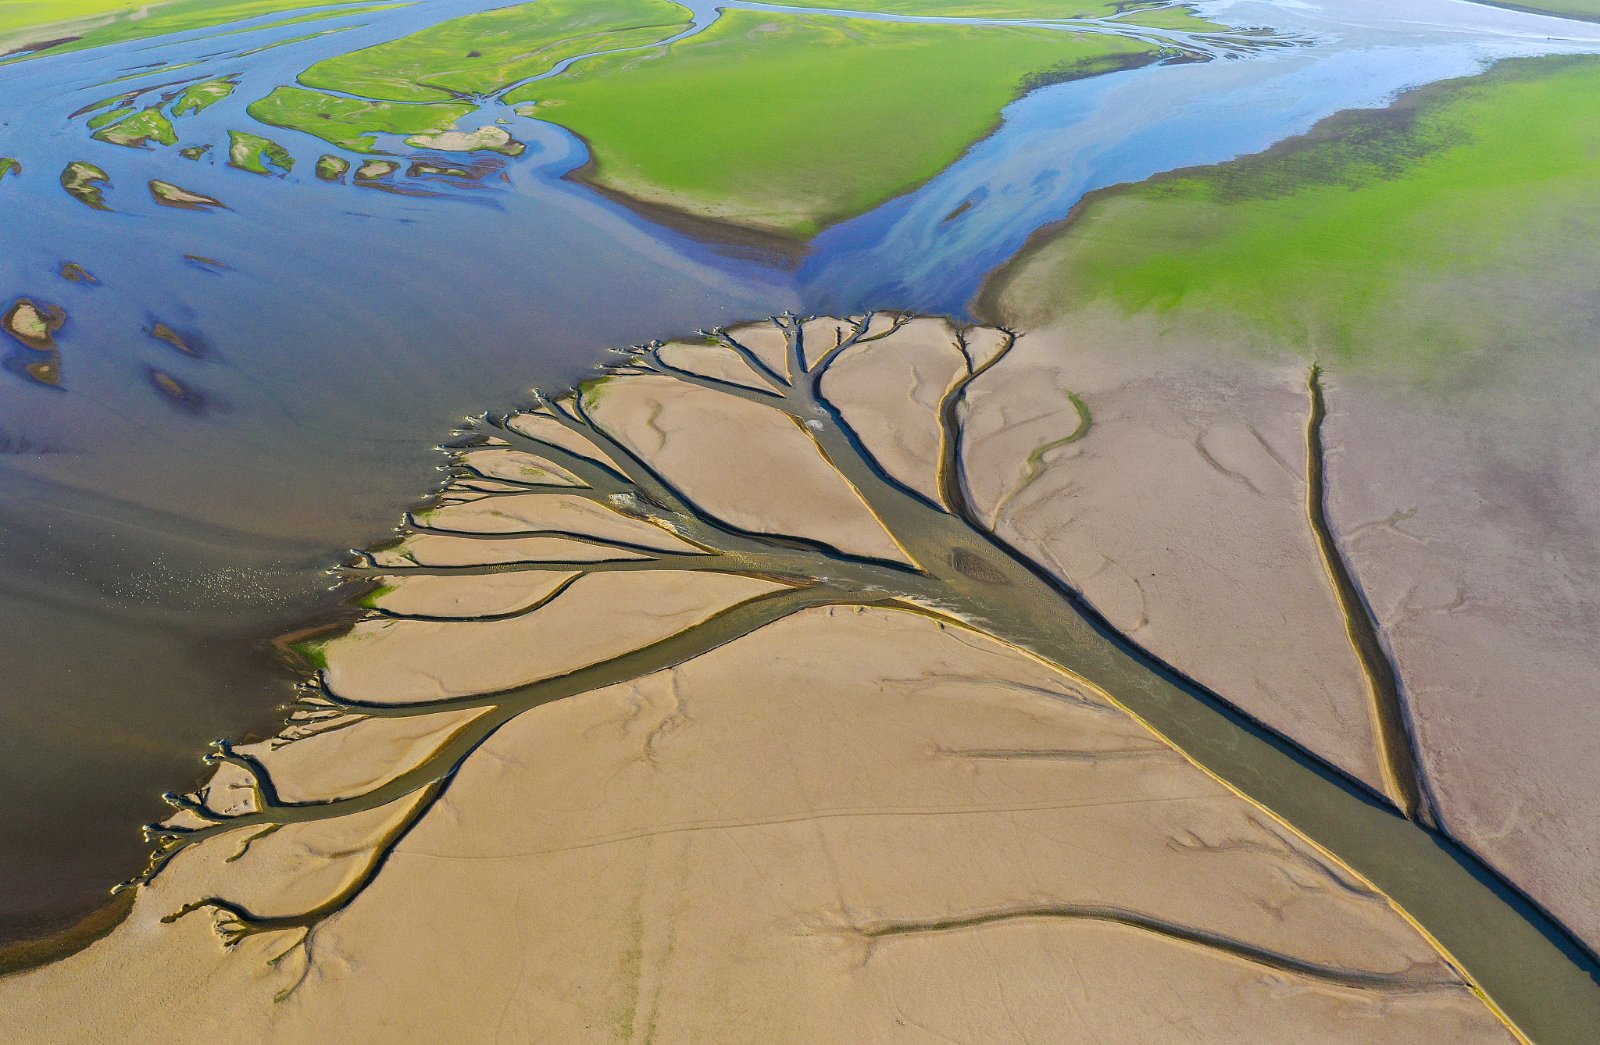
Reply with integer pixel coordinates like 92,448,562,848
4,316,1573,1042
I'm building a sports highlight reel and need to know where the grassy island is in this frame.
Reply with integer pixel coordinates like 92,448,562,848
522,12,1163,236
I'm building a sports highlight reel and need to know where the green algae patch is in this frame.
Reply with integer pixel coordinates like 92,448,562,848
522,12,1160,237
290,639,329,670
92,107,178,149
70,89,134,119
228,130,294,175
96,60,202,86
983,55,1600,384
212,2,409,42
357,583,397,609
297,0,693,102
0,158,19,180
173,78,237,117
249,86,471,153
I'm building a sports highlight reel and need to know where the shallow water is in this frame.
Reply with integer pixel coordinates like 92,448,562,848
804,0,1600,311
0,0,1595,942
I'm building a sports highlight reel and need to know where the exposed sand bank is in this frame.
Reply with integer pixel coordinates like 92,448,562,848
0,608,1508,1042
3,315,1580,1041
1321,365,1600,946
977,290,1600,958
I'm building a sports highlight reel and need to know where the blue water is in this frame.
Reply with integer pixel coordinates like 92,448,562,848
803,0,1600,311
0,0,1595,940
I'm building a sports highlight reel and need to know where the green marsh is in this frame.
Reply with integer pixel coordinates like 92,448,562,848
0,0,384,61
985,55,1600,382
524,12,1162,236
249,0,692,153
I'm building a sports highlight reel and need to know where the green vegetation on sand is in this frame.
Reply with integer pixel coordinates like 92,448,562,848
1474,0,1600,23
172,79,238,117
521,11,1162,237
836,0,1225,26
982,55,1600,385
248,0,691,153
249,87,472,153
227,130,294,175
91,107,178,149
61,161,111,209
250,1,1165,227
822,0,1125,15
316,154,351,182
299,0,693,102
355,159,399,181
148,179,226,210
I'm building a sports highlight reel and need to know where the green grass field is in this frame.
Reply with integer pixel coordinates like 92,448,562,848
836,0,1225,27
248,87,473,152
520,12,1161,236
823,1,1120,16
984,56,1600,382
0,0,150,37
248,0,692,152
297,0,693,102
0,0,365,59
1478,0,1600,23
245,2,1162,226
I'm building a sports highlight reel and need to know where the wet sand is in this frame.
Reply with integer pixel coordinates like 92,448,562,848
6,316,1594,1041
978,205,1600,957
0,269,793,946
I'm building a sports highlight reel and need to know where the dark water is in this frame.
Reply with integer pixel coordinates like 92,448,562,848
0,0,797,940
0,0,1595,942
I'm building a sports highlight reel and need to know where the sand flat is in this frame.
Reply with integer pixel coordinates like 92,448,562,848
0,316,1526,1041
1322,366,1600,947
0,609,1507,1043
323,570,784,704
590,373,914,564
823,317,969,505
962,319,1385,791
